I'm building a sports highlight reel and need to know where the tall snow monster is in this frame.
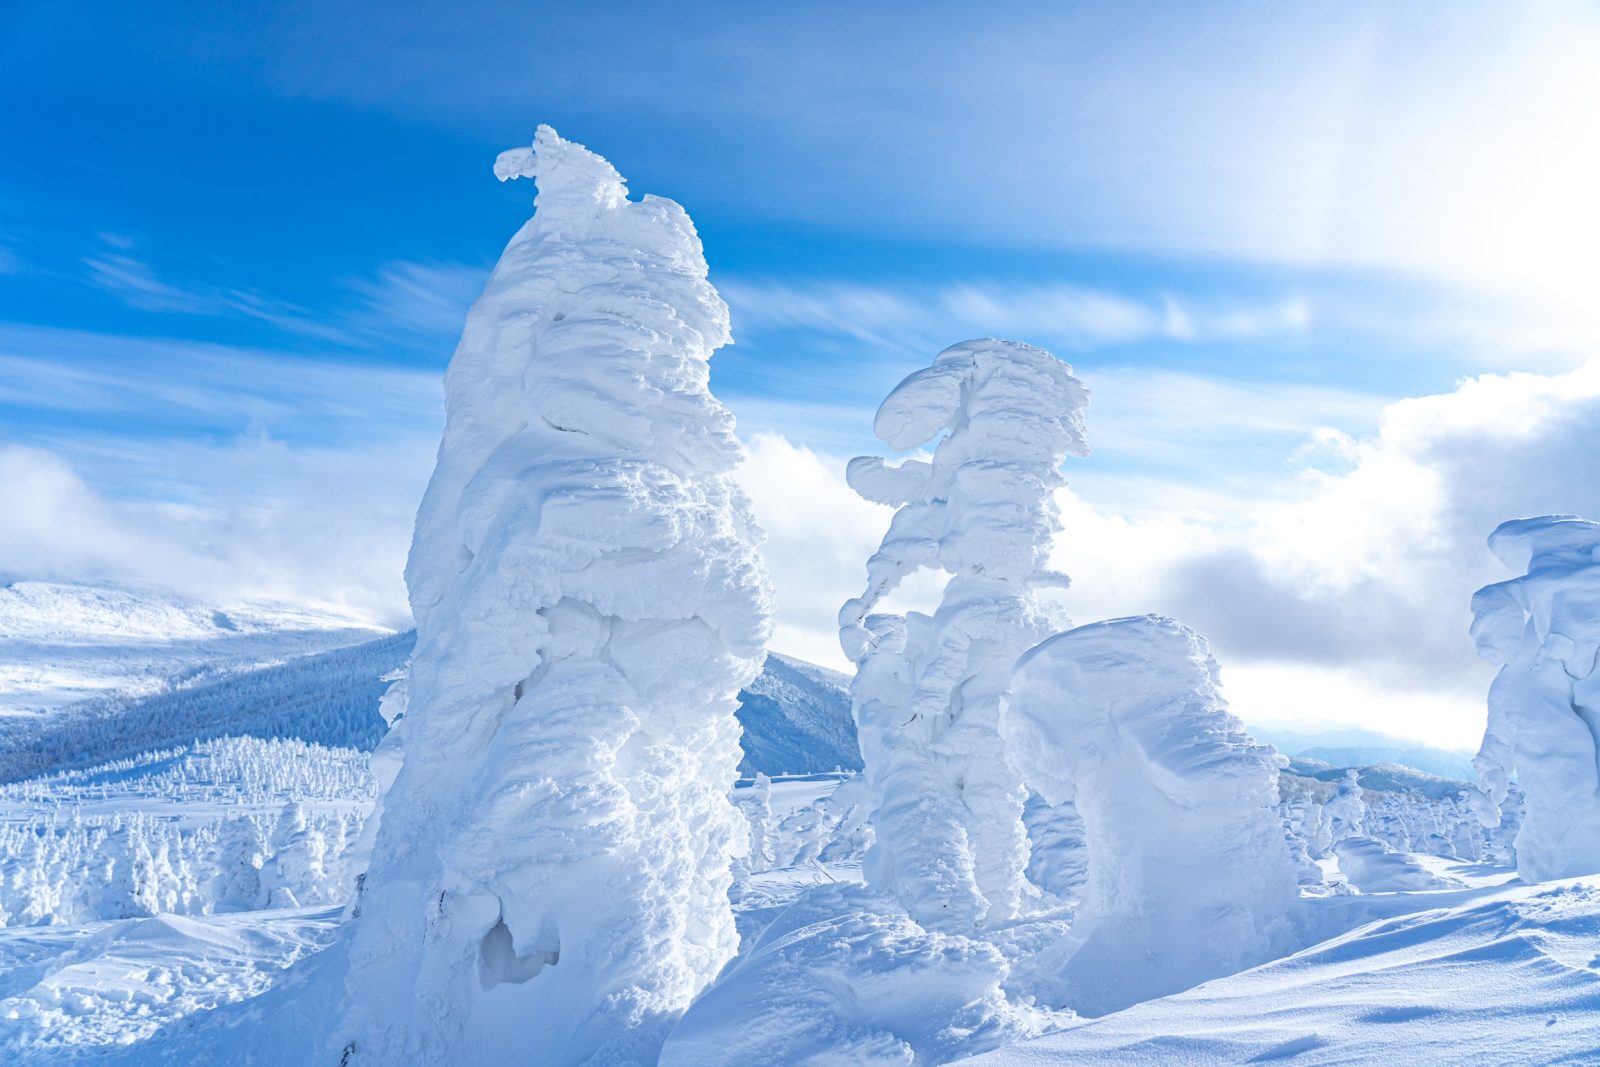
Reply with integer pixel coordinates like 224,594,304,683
334,127,772,1065
838,339,1090,930
1471,515,1600,883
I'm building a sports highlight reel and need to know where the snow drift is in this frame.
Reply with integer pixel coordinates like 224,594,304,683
838,339,1089,930
1470,515,1600,883
334,126,772,1065
1005,615,1299,1016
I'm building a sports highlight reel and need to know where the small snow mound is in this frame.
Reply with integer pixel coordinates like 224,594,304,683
661,884,1033,1067
1334,837,1462,893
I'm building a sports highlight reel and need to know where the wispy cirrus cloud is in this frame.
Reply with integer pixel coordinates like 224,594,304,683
721,278,1311,352
81,243,359,344
0,322,442,451
342,260,488,342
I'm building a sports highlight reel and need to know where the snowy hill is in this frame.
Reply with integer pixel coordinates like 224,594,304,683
0,582,405,782
1287,759,1469,800
0,581,389,719
1253,726,1476,781
735,652,861,776
960,877,1600,1065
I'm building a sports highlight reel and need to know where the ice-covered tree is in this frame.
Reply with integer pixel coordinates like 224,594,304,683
732,772,775,875
1323,769,1369,846
266,802,327,908
1470,515,1600,883
334,127,772,1065
838,339,1089,930
1005,615,1299,1016
211,816,266,913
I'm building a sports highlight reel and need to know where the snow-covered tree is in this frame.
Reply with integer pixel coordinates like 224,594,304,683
334,127,772,1065
266,802,327,908
732,772,775,875
212,816,267,913
838,339,1089,930
1470,515,1600,883
1005,615,1299,1016
1323,769,1368,845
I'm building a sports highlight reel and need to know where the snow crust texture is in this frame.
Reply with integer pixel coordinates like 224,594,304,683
1470,515,1600,883
961,879,1600,1067
335,126,772,1065
1006,615,1299,1016
839,339,1089,931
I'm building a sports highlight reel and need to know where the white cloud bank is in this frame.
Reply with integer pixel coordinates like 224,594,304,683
744,357,1600,750
0,438,430,626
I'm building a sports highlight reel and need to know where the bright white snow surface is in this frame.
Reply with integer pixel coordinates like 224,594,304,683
959,877,1600,1066
0,668,1578,1067
335,126,772,1065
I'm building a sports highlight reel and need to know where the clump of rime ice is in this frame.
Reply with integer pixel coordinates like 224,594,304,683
1005,615,1299,1017
1470,515,1600,883
334,127,772,1065
838,339,1090,930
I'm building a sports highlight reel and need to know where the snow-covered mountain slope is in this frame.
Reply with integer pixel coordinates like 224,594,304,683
1287,759,1468,800
959,877,1600,1066
0,631,413,782
0,581,390,724
735,652,860,776
1253,726,1475,781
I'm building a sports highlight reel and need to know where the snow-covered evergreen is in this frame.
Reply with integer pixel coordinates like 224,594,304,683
334,127,772,1065
0,736,372,926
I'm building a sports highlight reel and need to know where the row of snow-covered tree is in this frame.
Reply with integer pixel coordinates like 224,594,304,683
1279,771,1521,870
0,736,374,926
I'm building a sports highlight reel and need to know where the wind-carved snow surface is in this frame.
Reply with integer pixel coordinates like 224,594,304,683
1005,615,1299,1017
1470,515,1600,884
838,339,1090,930
334,126,772,1066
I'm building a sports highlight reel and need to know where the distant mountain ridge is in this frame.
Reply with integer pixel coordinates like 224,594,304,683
1251,725,1476,782
735,652,861,776
1286,757,1470,800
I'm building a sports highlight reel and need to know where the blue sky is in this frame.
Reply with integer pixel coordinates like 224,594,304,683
4,0,1600,746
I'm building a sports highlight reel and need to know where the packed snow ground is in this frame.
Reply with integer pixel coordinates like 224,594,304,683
961,877,1599,1066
